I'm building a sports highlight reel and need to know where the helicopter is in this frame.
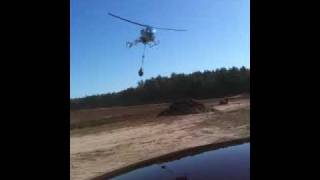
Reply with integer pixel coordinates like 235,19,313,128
108,12,186,76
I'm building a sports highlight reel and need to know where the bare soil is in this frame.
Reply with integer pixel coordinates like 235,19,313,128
70,95,250,180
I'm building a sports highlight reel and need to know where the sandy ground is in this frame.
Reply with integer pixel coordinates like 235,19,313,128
70,97,250,180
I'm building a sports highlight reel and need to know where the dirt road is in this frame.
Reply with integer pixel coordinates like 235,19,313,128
70,97,250,180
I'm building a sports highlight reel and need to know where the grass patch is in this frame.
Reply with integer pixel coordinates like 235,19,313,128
70,117,117,130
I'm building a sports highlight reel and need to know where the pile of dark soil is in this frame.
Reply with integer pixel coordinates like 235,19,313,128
158,99,209,116
219,98,229,105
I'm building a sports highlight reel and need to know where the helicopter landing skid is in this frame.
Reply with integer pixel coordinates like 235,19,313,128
148,40,160,48
127,40,160,48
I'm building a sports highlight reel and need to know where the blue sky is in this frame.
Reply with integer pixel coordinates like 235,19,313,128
71,0,250,98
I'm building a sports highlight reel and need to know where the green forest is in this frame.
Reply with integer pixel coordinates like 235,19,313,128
70,66,250,110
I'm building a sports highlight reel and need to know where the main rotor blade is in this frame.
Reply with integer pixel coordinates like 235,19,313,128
152,27,187,32
108,12,148,28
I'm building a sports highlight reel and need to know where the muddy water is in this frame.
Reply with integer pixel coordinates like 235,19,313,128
109,142,250,180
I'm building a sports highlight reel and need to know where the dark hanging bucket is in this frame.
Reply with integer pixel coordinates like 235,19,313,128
138,68,144,76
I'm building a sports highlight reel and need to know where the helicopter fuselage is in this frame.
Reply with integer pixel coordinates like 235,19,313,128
126,27,158,48
139,27,156,44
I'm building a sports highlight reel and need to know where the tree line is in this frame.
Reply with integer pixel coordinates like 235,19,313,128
70,66,250,110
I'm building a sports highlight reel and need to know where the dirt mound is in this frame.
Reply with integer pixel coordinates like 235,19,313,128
219,98,229,105
158,99,209,116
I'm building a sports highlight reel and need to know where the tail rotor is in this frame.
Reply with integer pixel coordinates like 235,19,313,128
126,42,133,48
